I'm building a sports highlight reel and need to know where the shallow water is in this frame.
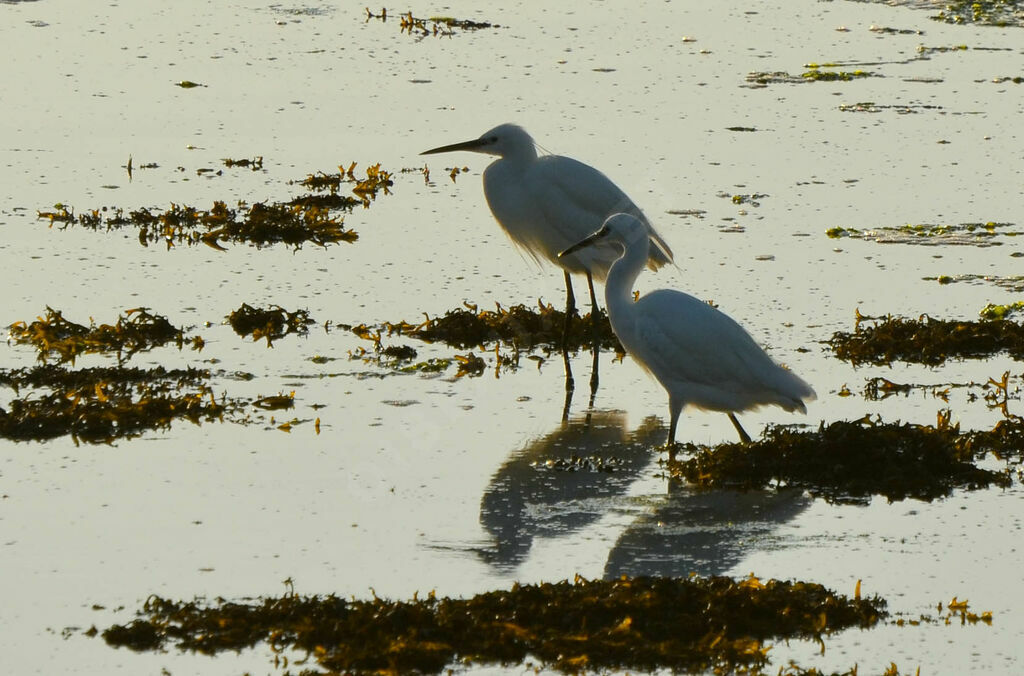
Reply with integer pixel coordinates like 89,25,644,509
2,0,1023,673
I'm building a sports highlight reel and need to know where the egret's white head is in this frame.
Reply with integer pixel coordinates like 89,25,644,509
421,123,537,160
558,213,652,259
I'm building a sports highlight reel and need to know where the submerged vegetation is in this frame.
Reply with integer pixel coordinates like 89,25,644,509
37,161,393,250
923,273,1024,293
348,300,621,353
7,307,202,365
746,68,873,86
826,221,1019,247
670,413,1016,503
0,364,229,444
0,305,318,442
828,310,1024,366
38,199,355,250
364,8,500,37
101,574,886,674
340,301,619,378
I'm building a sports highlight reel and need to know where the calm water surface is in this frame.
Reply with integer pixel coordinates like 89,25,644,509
2,0,1023,673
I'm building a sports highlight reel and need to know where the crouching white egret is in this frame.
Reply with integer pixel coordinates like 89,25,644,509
559,213,815,457
421,124,674,340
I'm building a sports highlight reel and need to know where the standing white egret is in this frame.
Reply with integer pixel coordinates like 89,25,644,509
421,123,674,337
560,213,815,458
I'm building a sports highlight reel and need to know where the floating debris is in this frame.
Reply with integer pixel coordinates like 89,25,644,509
670,414,1013,503
347,300,621,354
221,156,263,170
923,273,1024,293
175,80,205,88
365,7,500,37
828,310,1024,366
868,25,924,35
101,574,886,674
0,364,228,444
826,221,1019,247
896,596,994,627
252,391,295,411
722,192,768,207
839,101,945,114
7,307,202,365
746,68,873,86
226,303,314,346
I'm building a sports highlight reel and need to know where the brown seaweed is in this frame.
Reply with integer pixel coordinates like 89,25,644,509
102,574,885,674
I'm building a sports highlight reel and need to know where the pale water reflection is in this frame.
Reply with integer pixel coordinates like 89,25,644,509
605,487,812,579
479,410,660,570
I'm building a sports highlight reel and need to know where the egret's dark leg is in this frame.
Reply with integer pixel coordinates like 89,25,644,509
561,348,575,421
561,270,577,351
588,343,600,409
728,413,752,444
586,271,600,342
667,409,680,462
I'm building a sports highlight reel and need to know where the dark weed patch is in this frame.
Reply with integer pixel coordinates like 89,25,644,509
102,574,885,674
0,364,231,444
347,300,621,353
227,303,314,346
36,161,393,250
828,310,1024,366
670,413,1016,504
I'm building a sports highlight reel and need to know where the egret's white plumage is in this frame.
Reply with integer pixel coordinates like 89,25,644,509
421,124,673,317
560,214,815,453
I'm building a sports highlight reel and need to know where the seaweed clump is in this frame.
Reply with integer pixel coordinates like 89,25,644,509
35,160,396,250
226,303,314,346
828,310,1024,366
291,162,393,211
670,414,1013,503
350,301,621,353
8,307,203,365
0,365,226,444
102,574,886,674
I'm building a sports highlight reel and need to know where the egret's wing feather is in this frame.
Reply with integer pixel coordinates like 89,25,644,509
535,156,674,271
626,291,810,411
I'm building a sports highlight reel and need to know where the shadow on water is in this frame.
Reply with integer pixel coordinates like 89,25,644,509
604,485,812,579
477,410,662,571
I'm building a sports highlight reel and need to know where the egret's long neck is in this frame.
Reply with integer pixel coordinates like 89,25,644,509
501,140,538,164
603,234,649,317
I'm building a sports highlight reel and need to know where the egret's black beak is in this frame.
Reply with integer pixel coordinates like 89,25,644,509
559,226,610,258
420,138,489,155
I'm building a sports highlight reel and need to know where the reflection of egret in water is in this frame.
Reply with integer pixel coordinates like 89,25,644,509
604,484,811,579
478,411,662,571
561,344,602,422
